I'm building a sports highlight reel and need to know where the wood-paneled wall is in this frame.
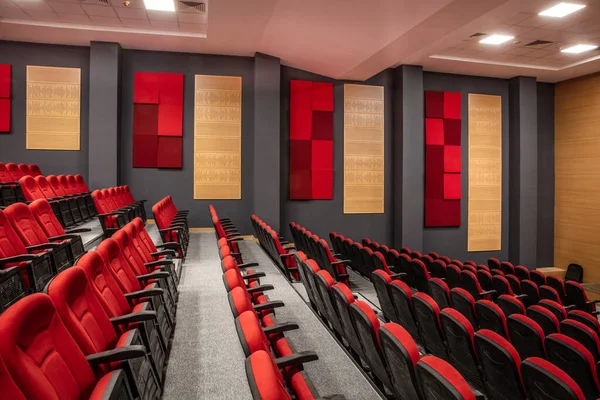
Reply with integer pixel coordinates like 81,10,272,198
555,73,600,282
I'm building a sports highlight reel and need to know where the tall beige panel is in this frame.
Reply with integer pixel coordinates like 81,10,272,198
194,75,242,199
468,94,502,251
555,73,600,282
26,66,80,150
343,84,384,214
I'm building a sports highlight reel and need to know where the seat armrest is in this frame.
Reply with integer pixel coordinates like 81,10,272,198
98,211,127,217
254,300,285,312
110,311,157,326
274,351,319,369
331,260,351,266
64,227,93,234
243,272,266,280
480,290,497,296
151,249,176,258
124,288,164,301
155,242,181,250
515,294,527,299
247,284,274,294
48,234,79,241
26,243,61,252
86,345,147,366
262,322,299,335
137,271,170,281
144,260,173,268
237,262,259,269
587,299,600,305
280,253,295,259
227,237,244,242
389,273,406,280
0,254,39,265
336,274,349,280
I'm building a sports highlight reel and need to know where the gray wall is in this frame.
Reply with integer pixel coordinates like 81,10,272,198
422,72,510,263
279,66,394,244
120,50,255,232
0,41,90,178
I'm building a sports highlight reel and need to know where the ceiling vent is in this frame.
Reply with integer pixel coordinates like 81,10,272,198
525,40,554,46
177,1,206,12
470,32,487,38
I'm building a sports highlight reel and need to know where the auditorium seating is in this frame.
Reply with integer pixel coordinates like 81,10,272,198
153,196,188,257
521,357,586,400
415,356,477,400
252,216,299,281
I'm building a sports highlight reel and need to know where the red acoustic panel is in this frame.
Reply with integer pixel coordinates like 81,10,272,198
0,99,10,133
133,72,159,104
290,140,312,171
133,135,158,168
159,73,184,105
312,111,333,140
444,92,462,119
312,82,334,112
158,104,183,137
133,104,159,136
290,80,313,140
425,91,444,118
425,199,461,227
425,145,444,199
425,118,444,145
311,140,333,170
444,145,461,173
443,119,461,145
290,169,312,200
0,64,10,99
443,173,461,199
157,137,183,168
312,169,334,199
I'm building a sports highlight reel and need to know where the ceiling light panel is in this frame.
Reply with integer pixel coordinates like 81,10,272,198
144,0,175,12
480,35,514,45
539,3,586,18
561,44,598,53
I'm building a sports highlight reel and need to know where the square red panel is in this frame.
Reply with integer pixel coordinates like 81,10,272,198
0,64,10,99
444,92,461,119
134,72,160,104
312,82,334,112
444,145,461,173
133,104,159,136
157,137,183,168
425,118,444,145
444,119,461,145
133,135,158,168
312,169,333,199
159,73,184,106
425,91,444,118
312,111,333,140
311,140,333,170
425,145,444,199
290,140,312,172
425,199,461,227
158,104,183,137
290,80,313,140
0,99,10,133
290,169,312,200
443,173,461,199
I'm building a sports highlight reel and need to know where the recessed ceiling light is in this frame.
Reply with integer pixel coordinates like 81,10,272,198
561,44,598,53
539,3,585,18
144,0,175,12
479,35,514,45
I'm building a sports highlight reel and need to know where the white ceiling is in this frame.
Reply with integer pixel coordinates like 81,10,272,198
1,0,599,82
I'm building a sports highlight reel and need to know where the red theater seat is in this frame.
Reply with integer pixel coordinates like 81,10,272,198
497,294,526,317
521,357,585,400
371,269,398,323
415,355,476,400
412,292,448,360
565,281,600,314
528,305,560,336
568,309,600,337
475,300,509,338
450,288,479,329
389,279,422,343
428,277,451,310
507,314,546,360
411,259,432,294
28,164,42,177
530,269,547,286
560,318,600,362
521,279,540,305
314,270,345,337
332,282,366,361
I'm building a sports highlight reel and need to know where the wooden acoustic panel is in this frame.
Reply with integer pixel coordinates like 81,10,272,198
26,66,80,150
194,75,242,199
468,94,502,252
555,73,600,283
343,84,384,214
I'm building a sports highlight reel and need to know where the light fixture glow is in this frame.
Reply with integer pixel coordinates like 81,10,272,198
143,0,175,12
539,3,585,18
561,44,598,53
479,35,514,45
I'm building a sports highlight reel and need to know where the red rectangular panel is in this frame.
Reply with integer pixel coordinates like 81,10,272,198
425,118,444,145
311,111,333,140
157,137,183,168
425,145,444,199
133,135,158,168
444,145,461,173
425,91,444,118
443,173,461,199
290,80,313,140
290,169,312,200
0,99,10,133
133,104,159,136
0,64,11,99
290,139,312,172
443,92,461,119
312,82,333,112
158,104,183,137
443,119,461,145
312,169,333,199
134,72,159,104
425,199,461,227
159,73,184,105
311,140,333,170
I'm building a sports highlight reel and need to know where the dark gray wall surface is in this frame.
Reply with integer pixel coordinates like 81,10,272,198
0,41,90,178
422,72,510,263
279,66,394,245
120,50,255,232
537,82,555,267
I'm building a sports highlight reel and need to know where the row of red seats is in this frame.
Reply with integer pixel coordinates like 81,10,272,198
0,216,182,399
251,216,300,281
153,196,188,258
210,205,241,262
93,186,147,237
0,162,43,178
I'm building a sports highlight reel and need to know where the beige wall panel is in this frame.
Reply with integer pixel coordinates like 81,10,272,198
468,94,502,251
26,66,80,150
193,75,242,200
555,72,600,282
343,84,385,214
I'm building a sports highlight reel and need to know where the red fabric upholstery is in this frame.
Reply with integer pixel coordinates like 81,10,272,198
247,350,291,400
311,82,333,112
29,199,65,237
4,202,51,247
443,173,461,199
425,145,444,199
0,353,26,400
18,176,45,201
353,301,380,343
425,91,444,118
478,329,522,366
443,92,462,119
0,99,9,133
425,199,461,227
444,146,462,173
133,104,159,136
524,357,585,400
381,322,420,366
0,64,10,99
425,118,444,145
444,119,461,145
548,333,600,390
441,308,475,340
133,135,159,168
157,137,183,168
418,356,475,400
133,72,159,104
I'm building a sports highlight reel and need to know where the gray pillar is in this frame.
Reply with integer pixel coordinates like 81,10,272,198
509,76,538,267
88,41,121,189
537,83,555,267
393,65,424,250
253,53,281,231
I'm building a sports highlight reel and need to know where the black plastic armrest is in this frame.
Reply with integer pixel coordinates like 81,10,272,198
219,218,231,222
331,260,351,266
254,300,285,312
238,262,259,269
0,181,18,185
480,290,497,296
280,253,295,259
564,305,576,310
98,211,127,218
26,243,60,251
587,299,600,305
0,254,38,264
48,234,77,241
155,242,180,250
262,322,299,335
247,284,274,294
243,272,266,280
332,253,342,257
86,345,147,366
64,227,93,234
151,250,176,258
124,288,164,300
337,274,349,280
274,351,319,369
280,240,290,245
389,273,406,280
137,271,170,281
227,237,244,242
515,294,527,299
226,231,241,236
110,311,157,326
144,260,173,268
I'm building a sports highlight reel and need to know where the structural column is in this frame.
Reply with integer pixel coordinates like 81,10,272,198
253,53,281,231
88,41,121,189
509,76,538,267
393,65,424,250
